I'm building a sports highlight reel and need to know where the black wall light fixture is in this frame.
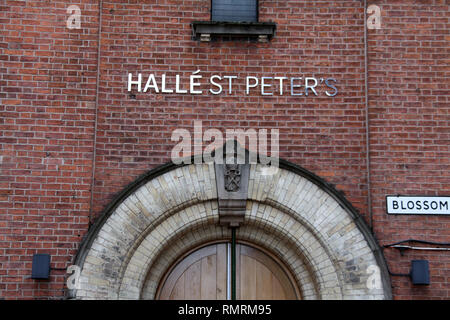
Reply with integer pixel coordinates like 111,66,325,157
31,253,51,280
410,260,430,285
386,259,430,286
382,239,450,286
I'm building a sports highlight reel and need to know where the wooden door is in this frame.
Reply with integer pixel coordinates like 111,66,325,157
237,245,297,299
158,243,227,300
157,242,298,300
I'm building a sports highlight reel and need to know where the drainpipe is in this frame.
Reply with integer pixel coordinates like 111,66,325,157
231,227,237,300
88,0,103,227
363,0,373,233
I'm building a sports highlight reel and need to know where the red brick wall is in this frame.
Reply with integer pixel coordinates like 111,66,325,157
0,0,99,298
0,0,448,299
368,0,449,299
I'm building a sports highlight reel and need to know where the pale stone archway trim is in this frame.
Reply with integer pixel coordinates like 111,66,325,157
70,159,392,300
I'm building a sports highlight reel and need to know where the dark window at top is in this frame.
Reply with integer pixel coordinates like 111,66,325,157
211,0,258,22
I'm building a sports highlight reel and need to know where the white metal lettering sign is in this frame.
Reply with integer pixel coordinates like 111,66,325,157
127,72,339,97
386,196,450,215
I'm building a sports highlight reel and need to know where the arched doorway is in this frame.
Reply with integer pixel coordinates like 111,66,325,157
70,157,392,300
157,242,299,300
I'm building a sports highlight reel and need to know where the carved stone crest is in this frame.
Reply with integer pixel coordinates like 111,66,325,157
214,140,250,227
224,164,241,192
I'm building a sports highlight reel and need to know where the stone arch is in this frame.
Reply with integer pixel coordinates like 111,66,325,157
70,160,392,300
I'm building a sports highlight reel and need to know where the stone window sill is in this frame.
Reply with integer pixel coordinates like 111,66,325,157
191,21,277,42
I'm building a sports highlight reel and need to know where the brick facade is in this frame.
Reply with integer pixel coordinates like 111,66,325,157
367,0,449,299
0,0,448,299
